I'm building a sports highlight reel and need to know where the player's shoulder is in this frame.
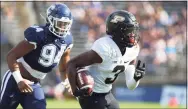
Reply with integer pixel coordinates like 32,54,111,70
63,32,73,45
94,35,112,45
24,25,45,35
95,35,111,42
91,35,118,62
24,25,47,43
91,35,114,58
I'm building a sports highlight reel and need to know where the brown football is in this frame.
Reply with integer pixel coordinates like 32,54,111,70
76,68,94,93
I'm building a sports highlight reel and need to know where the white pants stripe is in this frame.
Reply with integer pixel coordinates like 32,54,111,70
0,71,12,102
0,70,10,91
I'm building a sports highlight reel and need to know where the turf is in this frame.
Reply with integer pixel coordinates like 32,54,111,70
17,98,169,109
47,99,162,108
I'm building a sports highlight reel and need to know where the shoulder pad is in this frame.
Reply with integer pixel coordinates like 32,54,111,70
24,25,45,46
91,37,112,62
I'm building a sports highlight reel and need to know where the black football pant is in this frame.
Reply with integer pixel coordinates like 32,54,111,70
78,91,119,109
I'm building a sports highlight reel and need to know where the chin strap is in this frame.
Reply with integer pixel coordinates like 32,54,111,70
12,70,23,84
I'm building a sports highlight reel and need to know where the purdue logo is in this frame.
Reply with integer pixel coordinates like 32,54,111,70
110,15,125,23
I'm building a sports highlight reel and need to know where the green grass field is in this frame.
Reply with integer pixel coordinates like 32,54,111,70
17,98,185,109
46,99,161,108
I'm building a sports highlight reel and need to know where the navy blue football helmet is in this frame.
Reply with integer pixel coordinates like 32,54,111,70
46,3,73,38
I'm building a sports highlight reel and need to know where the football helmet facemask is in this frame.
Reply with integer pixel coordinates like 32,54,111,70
106,10,139,48
46,3,73,38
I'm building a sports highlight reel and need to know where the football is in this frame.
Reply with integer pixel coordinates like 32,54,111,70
76,68,94,93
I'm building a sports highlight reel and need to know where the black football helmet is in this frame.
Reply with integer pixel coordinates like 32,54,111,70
106,10,139,48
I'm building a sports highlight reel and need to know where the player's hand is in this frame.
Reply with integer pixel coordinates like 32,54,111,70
17,79,34,93
61,78,72,94
134,60,145,81
73,87,93,97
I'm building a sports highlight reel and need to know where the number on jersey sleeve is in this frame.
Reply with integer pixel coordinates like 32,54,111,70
24,26,44,49
30,26,44,32
105,65,125,84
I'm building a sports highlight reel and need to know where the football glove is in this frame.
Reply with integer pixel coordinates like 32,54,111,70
134,60,145,81
73,87,93,97
61,78,72,94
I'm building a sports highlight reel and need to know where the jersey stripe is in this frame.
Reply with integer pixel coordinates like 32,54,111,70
0,71,11,101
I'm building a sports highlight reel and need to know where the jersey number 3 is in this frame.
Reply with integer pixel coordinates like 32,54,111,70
105,65,125,84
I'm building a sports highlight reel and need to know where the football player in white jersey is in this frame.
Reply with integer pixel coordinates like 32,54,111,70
67,10,145,109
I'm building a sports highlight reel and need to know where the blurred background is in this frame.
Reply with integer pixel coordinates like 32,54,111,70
1,1,187,108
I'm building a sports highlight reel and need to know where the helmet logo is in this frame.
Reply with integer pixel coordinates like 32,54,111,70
110,15,125,23
47,5,55,15
130,14,136,21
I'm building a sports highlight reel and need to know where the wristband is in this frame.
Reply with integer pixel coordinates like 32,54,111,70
63,78,69,84
61,78,70,88
12,70,23,83
64,78,69,82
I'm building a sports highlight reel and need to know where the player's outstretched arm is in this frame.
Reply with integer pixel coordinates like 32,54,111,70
59,49,71,81
66,50,102,97
7,40,35,93
125,60,145,90
58,49,72,93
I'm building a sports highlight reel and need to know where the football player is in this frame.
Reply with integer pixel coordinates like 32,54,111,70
67,10,146,109
0,3,73,109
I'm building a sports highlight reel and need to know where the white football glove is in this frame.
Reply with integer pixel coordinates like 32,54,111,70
61,78,72,94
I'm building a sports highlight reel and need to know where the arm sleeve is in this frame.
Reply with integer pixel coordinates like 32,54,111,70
125,65,140,90
91,39,110,63
24,27,39,49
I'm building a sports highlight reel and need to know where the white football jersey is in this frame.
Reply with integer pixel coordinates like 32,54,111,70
87,35,140,93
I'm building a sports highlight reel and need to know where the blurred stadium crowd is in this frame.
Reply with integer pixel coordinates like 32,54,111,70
1,1,187,99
